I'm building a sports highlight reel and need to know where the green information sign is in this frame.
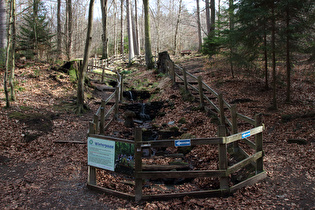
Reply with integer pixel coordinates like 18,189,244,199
88,137,115,171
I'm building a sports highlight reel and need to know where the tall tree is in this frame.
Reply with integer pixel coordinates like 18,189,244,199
205,0,210,35
126,0,134,62
0,0,6,66
131,0,139,55
271,1,277,110
57,0,61,57
113,0,117,55
156,0,161,52
4,0,15,107
18,0,52,60
229,0,235,78
9,0,16,101
77,0,94,113
174,0,182,55
143,0,154,68
134,0,140,55
196,0,202,52
120,0,124,54
210,0,215,32
66,0,72,61
100,0,108,59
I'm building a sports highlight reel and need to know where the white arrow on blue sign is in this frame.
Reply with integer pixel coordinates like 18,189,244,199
242,131,251,139
175,139,191,147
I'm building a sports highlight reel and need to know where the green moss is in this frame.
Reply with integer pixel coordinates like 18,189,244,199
69,69,77,82
169,126,179,132
178,118,187,124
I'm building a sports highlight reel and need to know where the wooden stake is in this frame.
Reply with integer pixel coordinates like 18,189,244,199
218,93,225,126
218,125,229,190
255,114,263,173
134,128,143,202
198,76,204,109
183,68,188,91
231,104,238,153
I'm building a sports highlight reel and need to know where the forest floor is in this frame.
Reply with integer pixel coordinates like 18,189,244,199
0,54,314,209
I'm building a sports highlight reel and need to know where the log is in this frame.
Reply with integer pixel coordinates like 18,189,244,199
142,164,190,171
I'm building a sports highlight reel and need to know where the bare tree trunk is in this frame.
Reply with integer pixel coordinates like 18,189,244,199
0,0,7,67
174,0,182,55
33,0,38,61
196,0,202,52
120,0,124,54
156,0,161,53
131,1,139,55
263,24,268,89
5,0,15,107
57,0,61,57
271,3,277,110
66,0,72,61
9,0,15,101
285,6,291,103
205,0,210,35
113,0,117,55
134,0,140,54
143,0,154,69
127,0,134,62
229,0,234,78
100,0,108,59
77,0,94,113
210,0,215,32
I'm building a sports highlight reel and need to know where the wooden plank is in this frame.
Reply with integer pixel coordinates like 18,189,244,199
205,97,220,112
185,71,198,80
54,140,86,144
137,138,223,148
237,113,255,125
243,138,256,149
141,189,229,201
203,83,218,97
87,184,135,200
230,171,267,193
223,126,264,144
142,164,190,171
88,134,135,144
176,81,198,85
226,151,263,175
136,170,226,179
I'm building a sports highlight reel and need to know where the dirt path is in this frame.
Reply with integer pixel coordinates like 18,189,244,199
1,58,314,209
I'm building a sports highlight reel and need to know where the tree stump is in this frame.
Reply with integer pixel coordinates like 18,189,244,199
157,51,171,74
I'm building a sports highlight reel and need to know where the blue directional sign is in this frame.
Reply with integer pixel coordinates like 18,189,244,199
175,139,191,147
242,131,251,139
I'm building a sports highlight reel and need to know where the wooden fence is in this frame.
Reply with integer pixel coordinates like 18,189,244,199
86,57,266,202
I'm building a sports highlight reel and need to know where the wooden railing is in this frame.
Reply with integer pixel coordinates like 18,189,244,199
86,57,266,202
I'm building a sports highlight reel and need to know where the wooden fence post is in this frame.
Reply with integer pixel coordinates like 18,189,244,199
134,128,143,202
88,122,96,185
115,87,119,119
218,93,225,126
218,125,229,191
100,100,105,135
182,68,188,91
255,114,263,173
94,115,99,134
120,75,123,102
231,104,239,153
101,63,105,82
198,76,205,109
